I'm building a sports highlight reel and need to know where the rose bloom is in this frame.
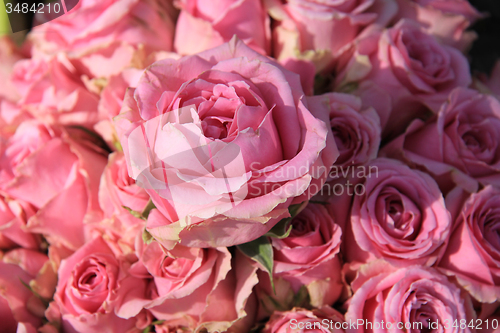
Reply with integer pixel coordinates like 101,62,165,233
382,88,500,193
28,0,176,78
267,0,398,71
174,0,270,55
263,306,345,333
52,236,149,333
0,249,49,332
0,120,107,250
336,19,471,138
439,186,500,303
393,0,482,50
87,151,150,255
0,195,40,250
307,92,381,174
129,242,258,332
256,203,343,316
114,37,337,249
336,158,450,267
10,54,100,128
346,263,474,333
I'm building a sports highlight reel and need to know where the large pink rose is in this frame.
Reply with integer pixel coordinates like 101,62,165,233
29,0,176,78
346,263,474,333
129,242,258,332
439,186,500,303
11,54,100,128
267,0,397,71
52,236,149,333
0,120,107,250
256,203,343,316
174,0,271,55
393,0,482,50
263,306,345,333
307,92,381,175
0,249,49,332
335,158,450,267
114,37,337,248
336,20,471,138
382,88,500,193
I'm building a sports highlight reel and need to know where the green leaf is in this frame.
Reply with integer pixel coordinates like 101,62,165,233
123,200,156,221
265,217,292,239
142,229,154,244
237,236,275,293
141,200,156,219
122,206,144,220
288,201,308,217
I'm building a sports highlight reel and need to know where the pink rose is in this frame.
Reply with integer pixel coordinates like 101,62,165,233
0,195,40,250
268,0,397,71
257,203,343,315
52,236,149,333
346,263,474,333
129,242,258,332
337,158,451,267
336,20,471,138
29,0,176,78
11,55,100,128
263,306,345,333
0,249,49,332
393,0,482,50
86,152,151,255
94,68,144,149
0,36,25,103
174,0,271,55
307,92,381,174
0,121,107,250
114,37,337,248
439,186,500,303
382,88,500,193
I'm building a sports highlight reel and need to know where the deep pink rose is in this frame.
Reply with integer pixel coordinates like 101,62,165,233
336,158,450,266
393,0,482,50
346,263,474,333
29,0,176,78
307,92,381,174
129,242,258,332
114,37,337,248
53,236,149,333
0,249,49,332
11,55,100,128
382,88,500,193
439,186,500,303
263,306,345,333
267,0,397,71
174,0,271,55
336,20,471,138
0,121,107,250
257,203,343,316
0,195,40,250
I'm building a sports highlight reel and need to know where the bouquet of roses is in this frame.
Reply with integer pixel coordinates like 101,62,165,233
1,0,500,332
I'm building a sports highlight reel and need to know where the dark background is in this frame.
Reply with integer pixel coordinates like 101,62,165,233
468,0,500,74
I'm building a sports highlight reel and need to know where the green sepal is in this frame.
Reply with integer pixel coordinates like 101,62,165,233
237,236,275,293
